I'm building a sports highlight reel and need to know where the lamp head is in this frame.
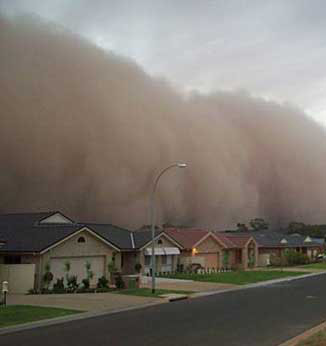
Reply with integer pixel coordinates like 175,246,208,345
177,163,187,168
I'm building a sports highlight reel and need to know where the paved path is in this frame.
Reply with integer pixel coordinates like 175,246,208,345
7,292,162,312
2,274,326,346
141,276,236,292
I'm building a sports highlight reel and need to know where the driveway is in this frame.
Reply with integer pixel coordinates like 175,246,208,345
141,276,236,292
7,292,163,312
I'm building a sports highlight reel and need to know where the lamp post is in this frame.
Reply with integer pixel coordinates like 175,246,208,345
150,163,187,293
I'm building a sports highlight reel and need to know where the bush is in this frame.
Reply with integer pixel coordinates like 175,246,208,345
285,250,309,266
97,276,109,289
53,278,65,291
114,273,125,289
67,275,79,292
82,278,90,289
135,263,142,273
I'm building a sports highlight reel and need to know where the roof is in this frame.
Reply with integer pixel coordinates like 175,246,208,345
0,212,59,226
0,212,176,253
218,233,252,248
164,228,210,249
132,229,164,249
221,231,322,248
83,224,133,250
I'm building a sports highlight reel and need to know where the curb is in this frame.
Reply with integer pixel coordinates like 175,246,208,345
0,300,164,336
190,271,326,299
278,320,326,346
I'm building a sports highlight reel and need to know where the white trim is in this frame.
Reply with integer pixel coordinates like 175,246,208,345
39,212,74,224
130,233,135,249
40,227,121,254
139,232,184,251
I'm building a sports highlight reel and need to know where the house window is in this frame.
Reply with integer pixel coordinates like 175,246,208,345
77,236,86,243
158,239,163,245
145,256,151,266
4,255,21,264
161,256,167,265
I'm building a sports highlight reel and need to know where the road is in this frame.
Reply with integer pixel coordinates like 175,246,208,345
2,274,326,346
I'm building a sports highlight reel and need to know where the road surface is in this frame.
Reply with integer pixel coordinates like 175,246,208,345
2,274,326,346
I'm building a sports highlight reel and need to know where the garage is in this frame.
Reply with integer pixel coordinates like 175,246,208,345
200,253,219,269
50,256,105,287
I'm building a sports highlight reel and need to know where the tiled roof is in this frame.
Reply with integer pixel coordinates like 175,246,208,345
0,212,59,226
221,231,322,248
216,233,252,248
165,228,210,249
132,229,164,249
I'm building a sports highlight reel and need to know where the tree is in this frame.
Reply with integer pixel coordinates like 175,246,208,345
236,223,249,232
249,218,268,231
288,221,306,234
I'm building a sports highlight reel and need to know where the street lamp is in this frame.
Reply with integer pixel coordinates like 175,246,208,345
150,162,187,293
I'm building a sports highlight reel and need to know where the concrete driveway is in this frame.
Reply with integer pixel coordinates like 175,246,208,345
141,276,236,292
7,292,163,312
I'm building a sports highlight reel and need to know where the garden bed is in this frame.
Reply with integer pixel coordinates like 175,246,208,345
157,270,308,285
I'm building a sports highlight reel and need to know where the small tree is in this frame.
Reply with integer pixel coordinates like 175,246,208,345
43,262,54,290
135,263,142,273
223,251,229,269
64,260,71,285
249,218,269,231
82,261,94,289
236,223,249,232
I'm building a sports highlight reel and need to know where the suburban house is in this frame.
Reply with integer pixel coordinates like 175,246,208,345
0,212,183,293
223,231,323,266
165,228,259,270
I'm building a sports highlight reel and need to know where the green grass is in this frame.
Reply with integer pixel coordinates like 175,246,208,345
300,262,326,270
0,305,81,328
158,270,308,285
297,329,326,345
114,288,193,298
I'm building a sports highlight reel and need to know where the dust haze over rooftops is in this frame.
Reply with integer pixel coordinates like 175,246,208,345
1,9,326,229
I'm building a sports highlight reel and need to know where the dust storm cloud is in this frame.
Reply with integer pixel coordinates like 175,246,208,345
1,14,326,229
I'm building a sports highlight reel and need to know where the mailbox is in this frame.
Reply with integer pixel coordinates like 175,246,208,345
2,281,8,293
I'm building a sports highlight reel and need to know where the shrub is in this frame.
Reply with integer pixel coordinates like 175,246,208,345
135,263,142,273
97,276,109,289
285,250,309,266
67,275,79,292
43,262,54,289
53,278,65,292
82,278,90,289
114,273,125,289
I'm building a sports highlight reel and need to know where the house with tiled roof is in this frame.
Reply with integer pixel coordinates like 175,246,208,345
165,228,258,271
246,231,322,266
0,211,182,293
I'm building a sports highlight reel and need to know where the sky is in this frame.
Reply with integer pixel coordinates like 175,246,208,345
1,0,326,125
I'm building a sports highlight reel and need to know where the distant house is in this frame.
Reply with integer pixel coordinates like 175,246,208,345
165,228,259,271
0,211,182,293
223,231,323,266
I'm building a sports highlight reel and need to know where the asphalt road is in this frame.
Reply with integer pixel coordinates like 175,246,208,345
2,274,326,346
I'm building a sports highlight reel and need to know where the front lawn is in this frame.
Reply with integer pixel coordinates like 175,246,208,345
300,262,326,270
114,288,193,298
158,270,308,285
297,328,326,345
0,305,81,328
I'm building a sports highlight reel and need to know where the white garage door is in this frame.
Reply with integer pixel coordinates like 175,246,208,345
50,256,105,287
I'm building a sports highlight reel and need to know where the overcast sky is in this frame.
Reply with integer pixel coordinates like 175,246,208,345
1,0,326,125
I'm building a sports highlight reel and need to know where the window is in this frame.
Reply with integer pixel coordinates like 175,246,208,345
145,256,151,266
4,255,21,264
236,249,242,264
77,236,86,243
158,239,163,245
161,256,167,265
